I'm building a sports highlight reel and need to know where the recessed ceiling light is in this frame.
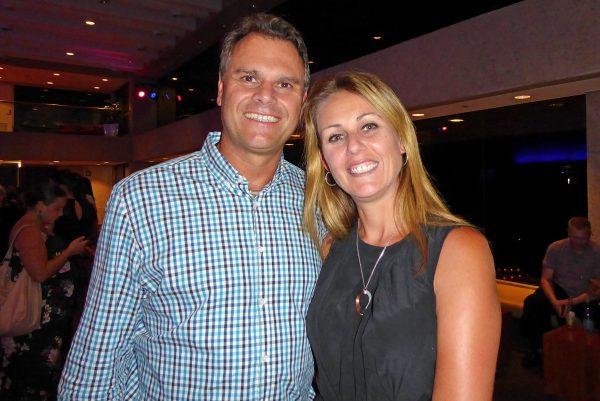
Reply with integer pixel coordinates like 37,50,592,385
0,67,3,70
94,86,100,89
514,94,531,100
285,143,294,146
66,52,75,56
103,161,109,164
47,81,54,85
102,78,108,82
449,118,464,123
188,88,194,92
308,60,314,64
0,77,3,80
85,20,96,26
411,113,425,117
171,77,178,81
53,73,60,76
373,35,382,40
52,160,60,163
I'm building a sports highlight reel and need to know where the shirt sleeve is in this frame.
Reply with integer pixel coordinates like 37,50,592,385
542,242,559,272
58,185,144,400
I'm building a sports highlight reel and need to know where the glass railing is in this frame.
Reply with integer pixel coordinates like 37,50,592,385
0,100,128,136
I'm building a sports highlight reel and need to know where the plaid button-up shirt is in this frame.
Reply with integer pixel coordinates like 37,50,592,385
59,132,322,400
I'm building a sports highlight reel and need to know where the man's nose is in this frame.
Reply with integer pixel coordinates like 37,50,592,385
253,84,275,104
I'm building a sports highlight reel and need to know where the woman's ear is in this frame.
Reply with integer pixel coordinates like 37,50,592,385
319,151,330,172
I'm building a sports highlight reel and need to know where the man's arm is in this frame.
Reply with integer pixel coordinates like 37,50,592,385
540,267,569,317
58,186,144,400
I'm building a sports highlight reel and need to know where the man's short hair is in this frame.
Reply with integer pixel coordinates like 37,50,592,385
568,216,591,232
219,13,310,90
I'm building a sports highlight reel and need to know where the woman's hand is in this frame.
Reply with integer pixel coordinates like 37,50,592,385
66,236,89,256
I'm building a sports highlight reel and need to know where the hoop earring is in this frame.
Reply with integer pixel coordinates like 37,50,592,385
402,153,408,168
325,171,337,187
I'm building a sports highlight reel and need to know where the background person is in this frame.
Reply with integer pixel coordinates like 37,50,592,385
0,179,88,401
521,216,600,366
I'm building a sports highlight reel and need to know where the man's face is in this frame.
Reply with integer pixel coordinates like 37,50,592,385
568,227,591,251
217,33,306,159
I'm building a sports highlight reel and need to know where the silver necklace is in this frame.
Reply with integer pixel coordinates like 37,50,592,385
355,225,390,316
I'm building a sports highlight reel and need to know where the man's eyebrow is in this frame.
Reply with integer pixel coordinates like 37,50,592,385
234,68,258,75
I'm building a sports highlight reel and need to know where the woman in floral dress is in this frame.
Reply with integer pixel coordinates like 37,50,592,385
0,181,88,400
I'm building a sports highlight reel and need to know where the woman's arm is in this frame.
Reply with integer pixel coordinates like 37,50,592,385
14,226,88,282
432,227,501,401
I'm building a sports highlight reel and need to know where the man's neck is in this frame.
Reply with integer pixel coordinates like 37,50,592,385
217,141,282,192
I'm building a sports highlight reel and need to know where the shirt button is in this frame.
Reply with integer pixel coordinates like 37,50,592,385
259,298,267,307
258,245,265,253
262,353,270,363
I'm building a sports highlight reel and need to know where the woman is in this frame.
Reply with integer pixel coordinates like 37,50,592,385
0,180,88,401
303,72,500,401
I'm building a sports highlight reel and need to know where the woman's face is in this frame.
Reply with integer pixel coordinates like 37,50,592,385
316,90,406,207
38,196,67,225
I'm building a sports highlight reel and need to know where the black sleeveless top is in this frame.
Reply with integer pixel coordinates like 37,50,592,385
307,225,455,401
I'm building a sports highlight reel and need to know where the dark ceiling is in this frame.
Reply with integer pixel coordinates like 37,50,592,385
13,0,523,113
169,0,522,116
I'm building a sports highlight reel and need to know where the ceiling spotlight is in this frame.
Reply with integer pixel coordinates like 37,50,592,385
171,77,178,81
53,73,60,76
439,126,448,132
514,94,531,100
149,90,158,100
308,60,314,64
372,35,382,40
449,118,464,123
66,52,75,56
187,88,194,92
94,86,100,89
102,78,108,82
176,95,182,102
52,160,60,163
47,81,54,85
85,20,96,26
411,113,425,117
137,90,146,99
0,67,4,70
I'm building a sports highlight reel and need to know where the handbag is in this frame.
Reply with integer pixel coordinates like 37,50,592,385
0,224,42,337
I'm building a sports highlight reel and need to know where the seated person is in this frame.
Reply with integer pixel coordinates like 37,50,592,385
521,216,600,366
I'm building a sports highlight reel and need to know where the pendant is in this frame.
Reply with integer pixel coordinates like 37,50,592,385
355,289,372,316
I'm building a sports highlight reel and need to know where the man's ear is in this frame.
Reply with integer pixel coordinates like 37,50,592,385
216,75,223,106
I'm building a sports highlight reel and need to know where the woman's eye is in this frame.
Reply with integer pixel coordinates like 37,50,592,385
361,122,378,131
328,133,344,143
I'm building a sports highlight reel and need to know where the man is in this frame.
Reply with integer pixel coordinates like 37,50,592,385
59,14,321,400
521,216,600,366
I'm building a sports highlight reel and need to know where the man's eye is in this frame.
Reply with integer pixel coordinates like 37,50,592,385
279,82,293,89
241,75,256,82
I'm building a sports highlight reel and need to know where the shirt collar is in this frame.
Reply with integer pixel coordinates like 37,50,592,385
202,131,290,196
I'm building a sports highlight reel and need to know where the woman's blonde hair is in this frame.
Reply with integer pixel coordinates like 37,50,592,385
302,71,467,266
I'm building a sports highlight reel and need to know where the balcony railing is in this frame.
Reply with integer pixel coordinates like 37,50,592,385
0,100,127,136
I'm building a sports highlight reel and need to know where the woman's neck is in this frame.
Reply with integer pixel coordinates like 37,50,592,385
356,202,404,246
